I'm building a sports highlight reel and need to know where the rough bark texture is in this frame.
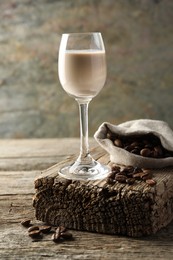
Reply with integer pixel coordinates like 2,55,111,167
33,147,173,237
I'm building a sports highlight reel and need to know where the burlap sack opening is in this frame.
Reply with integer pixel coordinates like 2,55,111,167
94,119,173,168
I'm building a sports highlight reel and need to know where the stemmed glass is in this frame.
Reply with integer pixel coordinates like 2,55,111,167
58,32,110,180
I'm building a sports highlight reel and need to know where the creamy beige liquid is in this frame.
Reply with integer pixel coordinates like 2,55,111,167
59,50,106,99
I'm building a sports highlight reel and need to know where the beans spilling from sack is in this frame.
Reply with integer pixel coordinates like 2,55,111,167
21,219,73,243
106,165,156,186
106,131,173,158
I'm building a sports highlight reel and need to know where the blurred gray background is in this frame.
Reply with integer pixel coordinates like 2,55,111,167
0,0,172,138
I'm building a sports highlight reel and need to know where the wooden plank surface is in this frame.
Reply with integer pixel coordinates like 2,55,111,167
0,138,173,260
0,138,96,171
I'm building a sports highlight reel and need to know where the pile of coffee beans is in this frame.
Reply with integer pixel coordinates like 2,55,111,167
106,130,173,159
106,164,156,186
21,219,73,243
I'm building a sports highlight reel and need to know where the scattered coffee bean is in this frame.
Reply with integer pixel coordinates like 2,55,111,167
142,169,151,173
51,226,73,243
107,171,116,179
56,226,66,234
133,167,142,173
115,174,127,183
55,226,61,237
117,171,127,176
111,164,121,173
123,166,134,173
21,219,31,227
39,225,51,234
141,171,153,180
60,231,73,240
132,172,144,180
106,177,115,185
145,179,157,186
126,178,135,185
51,232,61,243
28,229,41,238
28,225,39,232
21,220,73,244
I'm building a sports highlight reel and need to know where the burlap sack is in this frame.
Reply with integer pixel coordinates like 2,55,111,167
94,119,173,168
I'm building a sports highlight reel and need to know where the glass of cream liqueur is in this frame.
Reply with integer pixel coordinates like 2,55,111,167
58,32,110,180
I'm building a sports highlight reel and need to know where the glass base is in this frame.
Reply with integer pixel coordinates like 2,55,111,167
59,160,110,181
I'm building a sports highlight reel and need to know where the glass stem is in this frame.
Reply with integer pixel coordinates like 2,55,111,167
76,98,93,164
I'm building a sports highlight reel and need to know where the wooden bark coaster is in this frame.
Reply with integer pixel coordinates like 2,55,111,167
33,146,173,237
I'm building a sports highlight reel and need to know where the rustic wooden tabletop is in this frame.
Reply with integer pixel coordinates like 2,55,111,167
0,138,173,260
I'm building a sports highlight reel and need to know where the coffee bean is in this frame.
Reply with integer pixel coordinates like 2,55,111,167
52,226,72,242
143,170,152,179
124,145,132,152
107,171,116,179
145,179,157,186
142,169,151,173
39,225,51,234
28,225,39,232
60,231,73,240
122,166,134,173
115,175,127,183
54,226,66,238
28,229,41,238
57,226,66,233
133,167,142,173
126,172,134,178
106,133,112,140
114,138,123,148
131,148,140,155
155,146,163,157
55,226,61,237
132,172,144,180
144,144,153,149
111,164,121,173
141,172,153,180
21,219,31,227
51,232,61,243
106,177,115,185
140,148,151,157
130,142,141,148
126,178,135,185
117,171,127,176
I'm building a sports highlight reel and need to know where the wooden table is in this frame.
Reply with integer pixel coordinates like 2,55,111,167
0,138,173,260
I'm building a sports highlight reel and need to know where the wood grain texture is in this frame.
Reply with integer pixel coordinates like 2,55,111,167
0,139,173,260
33,147,173,237
0,138,96,170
